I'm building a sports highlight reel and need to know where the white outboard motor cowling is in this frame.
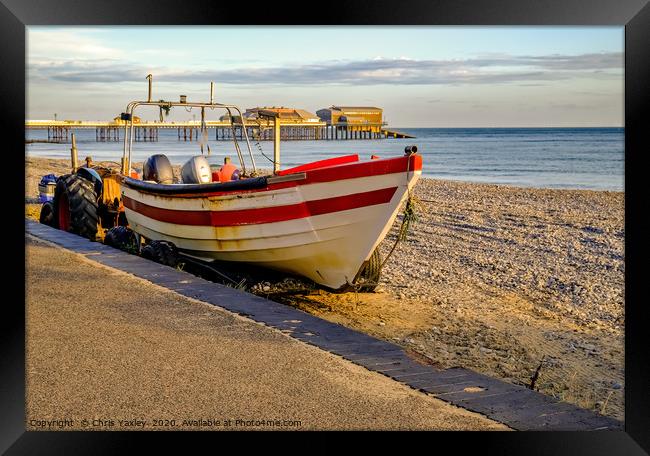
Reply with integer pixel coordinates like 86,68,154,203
181,156,212,184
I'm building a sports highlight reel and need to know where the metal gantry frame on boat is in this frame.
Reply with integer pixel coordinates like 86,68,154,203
120,76,263,177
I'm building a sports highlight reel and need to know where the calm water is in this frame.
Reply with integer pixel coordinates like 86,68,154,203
26,127,624,191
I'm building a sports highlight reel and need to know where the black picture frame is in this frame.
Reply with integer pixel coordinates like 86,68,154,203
3,0,648,452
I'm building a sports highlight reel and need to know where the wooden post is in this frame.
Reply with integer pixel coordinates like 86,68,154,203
70,133,78,172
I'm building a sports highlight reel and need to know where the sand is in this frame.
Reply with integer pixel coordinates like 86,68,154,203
25,156,625,420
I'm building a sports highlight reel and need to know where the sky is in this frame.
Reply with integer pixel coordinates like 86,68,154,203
26,27,624,127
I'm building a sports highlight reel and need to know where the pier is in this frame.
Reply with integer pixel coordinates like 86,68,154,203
26,106,416,142
26,120,408,142
27,111,414,143
382,128,415,139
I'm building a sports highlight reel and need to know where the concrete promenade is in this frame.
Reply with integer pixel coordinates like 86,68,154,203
25,235,506,431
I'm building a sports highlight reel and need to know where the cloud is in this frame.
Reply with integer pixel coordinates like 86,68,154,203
28,52,623,87
28,29,125,60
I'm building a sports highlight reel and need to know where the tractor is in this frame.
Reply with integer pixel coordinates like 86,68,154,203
38,136,135,248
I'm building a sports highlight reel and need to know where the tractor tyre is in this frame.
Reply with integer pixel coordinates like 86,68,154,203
39,201,56,227
141,240,178,268
104,226,138,253
53,174,99,240
355,248,382,292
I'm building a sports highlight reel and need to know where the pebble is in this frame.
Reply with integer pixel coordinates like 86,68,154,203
375,178,623,333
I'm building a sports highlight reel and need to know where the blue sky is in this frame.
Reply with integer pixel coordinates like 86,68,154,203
26,27,624,127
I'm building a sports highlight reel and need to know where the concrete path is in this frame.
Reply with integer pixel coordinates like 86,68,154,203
26,236,507,431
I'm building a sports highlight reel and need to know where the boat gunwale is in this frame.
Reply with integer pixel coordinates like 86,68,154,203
122,175,269,195
121,153,421,198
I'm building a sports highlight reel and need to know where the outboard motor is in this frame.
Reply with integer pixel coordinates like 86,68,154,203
143,154,174,184
181,156,212,184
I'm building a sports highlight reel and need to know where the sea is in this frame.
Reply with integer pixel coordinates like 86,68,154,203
25,127,624,191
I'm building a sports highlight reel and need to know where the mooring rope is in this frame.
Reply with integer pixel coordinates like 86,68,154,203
348,154,420,291
379,155,420,270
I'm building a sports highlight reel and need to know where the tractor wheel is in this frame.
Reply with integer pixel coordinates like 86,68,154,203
39,201,56,227
104,226,138,253
53,174,99,240
141,240,178,268
355,248,382,292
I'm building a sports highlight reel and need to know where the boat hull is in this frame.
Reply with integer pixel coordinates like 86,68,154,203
122,154,422,289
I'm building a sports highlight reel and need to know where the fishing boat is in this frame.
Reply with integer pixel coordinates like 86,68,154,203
119,78,422,290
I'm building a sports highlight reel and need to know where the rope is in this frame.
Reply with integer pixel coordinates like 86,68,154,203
251,120,279,167
351,153,420,290
379,158,419,269
380,195,419,269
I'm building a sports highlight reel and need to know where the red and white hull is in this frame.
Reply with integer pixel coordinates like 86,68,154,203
121,154,422,290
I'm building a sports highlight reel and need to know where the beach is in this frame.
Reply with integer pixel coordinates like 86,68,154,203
25,157,625,420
